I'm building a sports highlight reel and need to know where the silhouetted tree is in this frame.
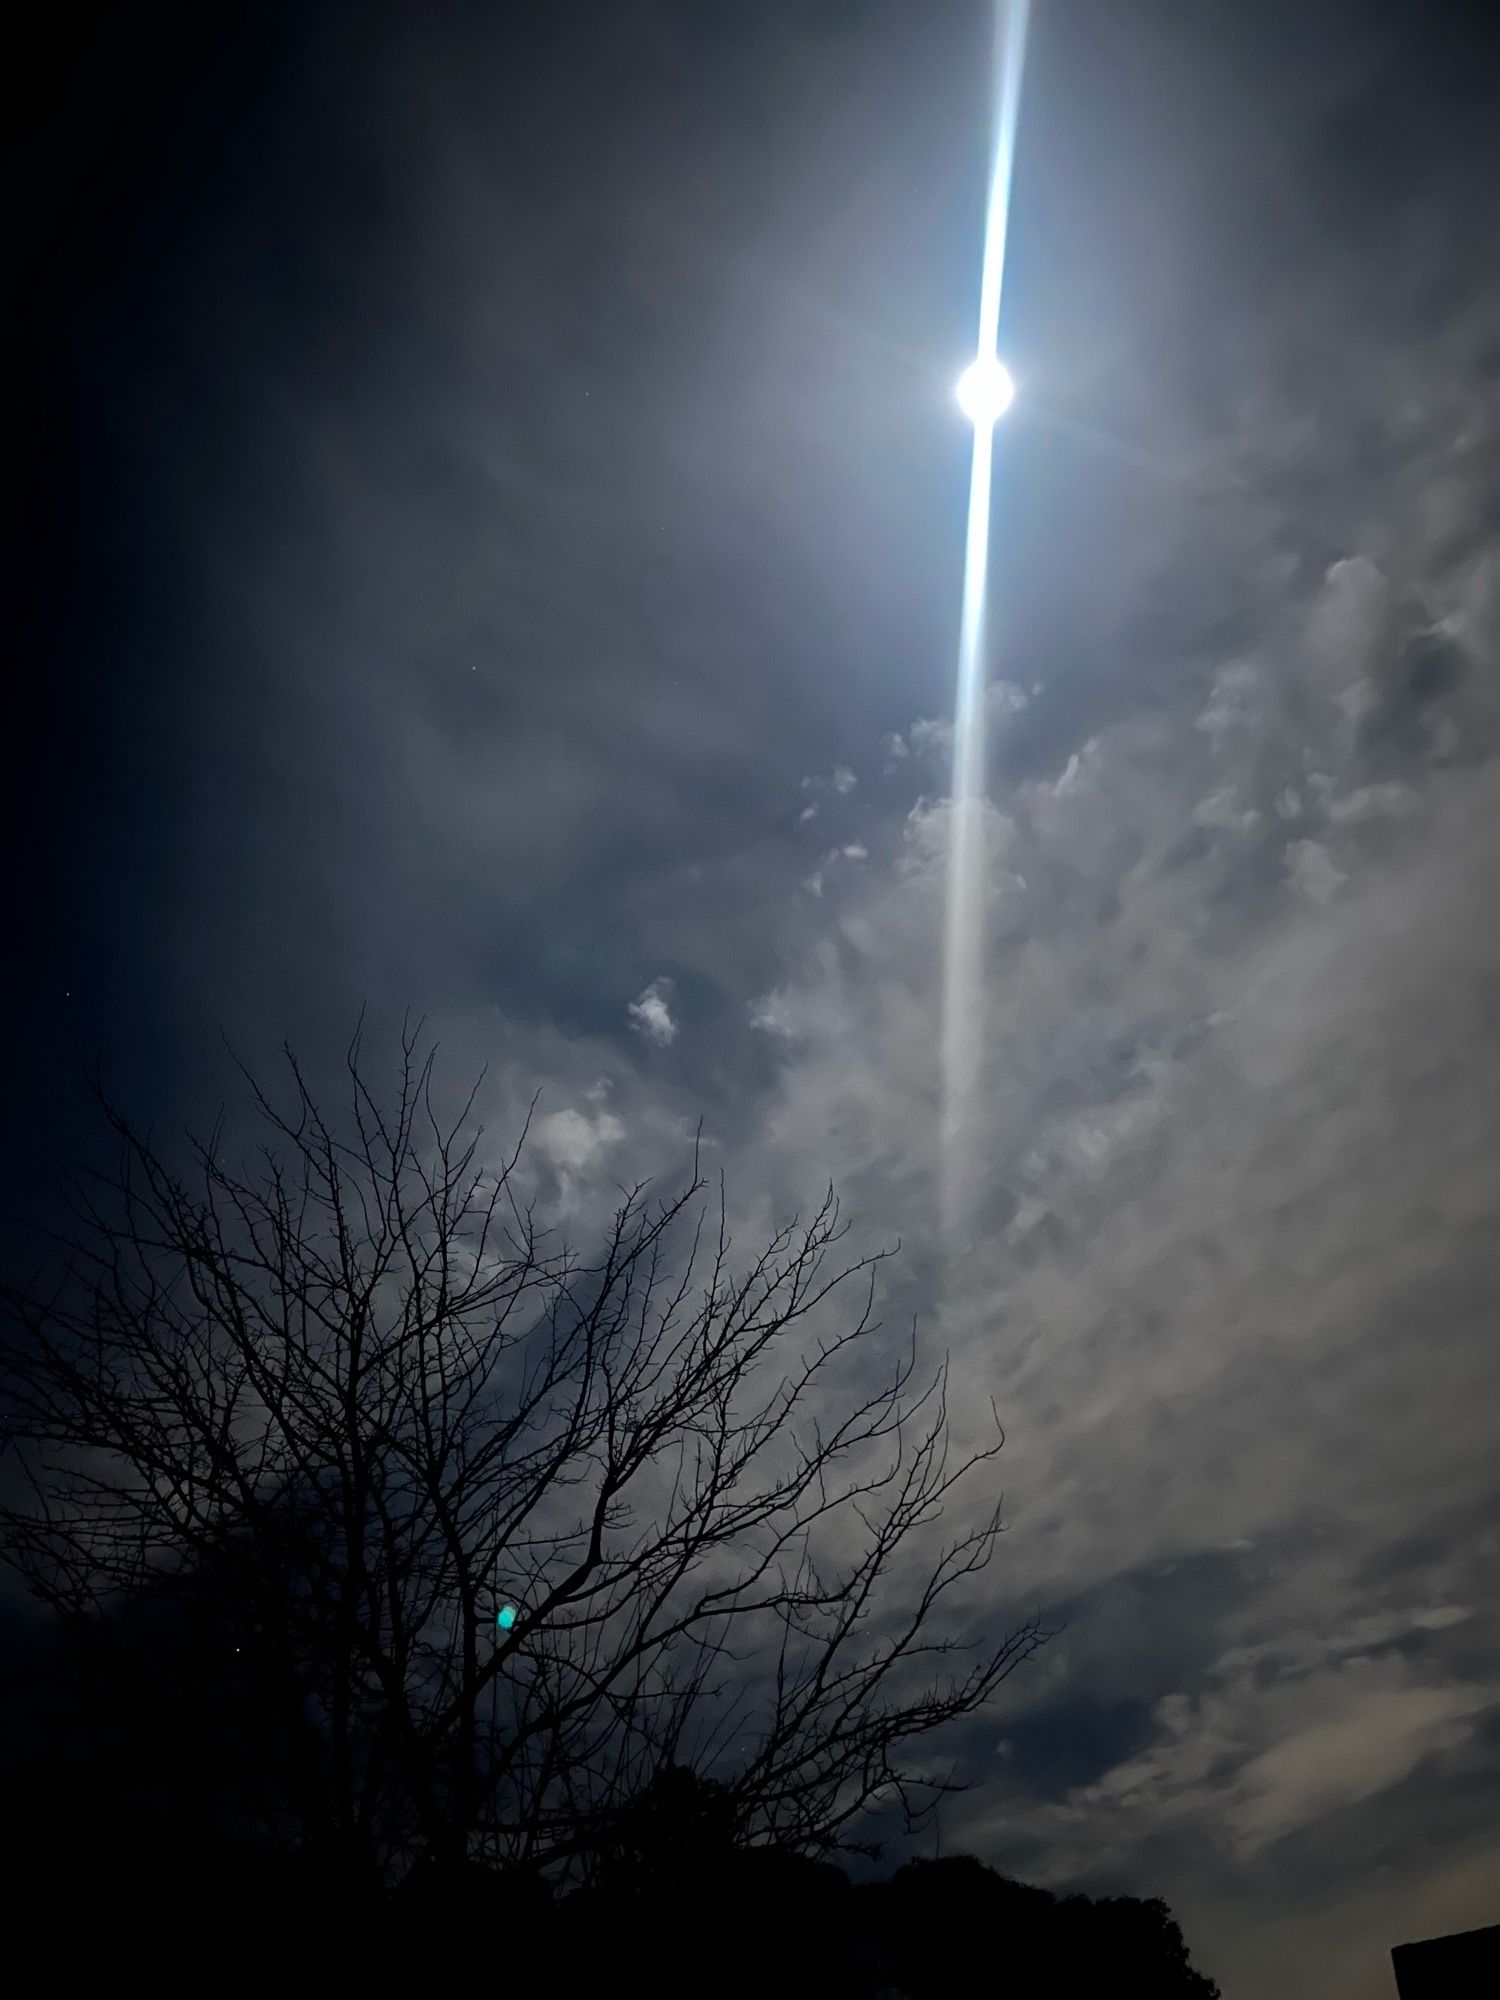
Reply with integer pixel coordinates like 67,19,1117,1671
472,1812,1224,2000
863,1853,1222,1999
1,1025,1046,1888
587,1760,739,1896
558,1763,877,1998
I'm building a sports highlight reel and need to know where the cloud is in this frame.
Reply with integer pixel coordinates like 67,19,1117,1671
1096,1616,1500,1848
899,686,1030,777
801,842,871,899
1286,836,1347,902
1010,1630,1500,1870
534,1104,625,1174
732,486,1500,1974
1227,1673,1496,1853
628,976,679,1047
748,980,834,1042
908,715,953,765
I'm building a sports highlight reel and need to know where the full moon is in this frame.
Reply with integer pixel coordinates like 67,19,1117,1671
956,355,1016,425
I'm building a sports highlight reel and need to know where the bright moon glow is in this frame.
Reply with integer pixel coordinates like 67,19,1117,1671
956,356,1016,425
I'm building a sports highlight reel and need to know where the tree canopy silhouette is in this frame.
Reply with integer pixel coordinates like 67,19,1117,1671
529,1788,1224,2000
0,1025,1046,1886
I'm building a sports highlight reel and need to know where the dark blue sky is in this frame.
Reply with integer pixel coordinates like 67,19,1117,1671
9,5,1500,1991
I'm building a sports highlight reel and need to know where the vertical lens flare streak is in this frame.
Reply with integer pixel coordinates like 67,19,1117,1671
941,0,1031,1243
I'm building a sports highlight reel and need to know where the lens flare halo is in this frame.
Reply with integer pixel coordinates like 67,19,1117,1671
956,355,1016,425
941,0,1032,1245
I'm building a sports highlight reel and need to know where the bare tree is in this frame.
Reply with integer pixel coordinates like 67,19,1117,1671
0,1026,1046,1883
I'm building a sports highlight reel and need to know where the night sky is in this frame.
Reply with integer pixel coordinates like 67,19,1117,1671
9,3,1500,1992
